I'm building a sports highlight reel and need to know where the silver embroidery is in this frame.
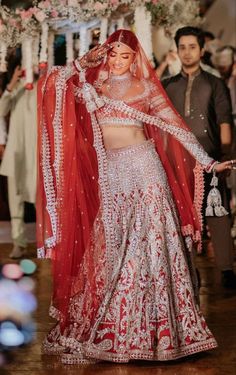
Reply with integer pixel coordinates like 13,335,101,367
37,65,77,257
99,117,143,128
43,141,217,362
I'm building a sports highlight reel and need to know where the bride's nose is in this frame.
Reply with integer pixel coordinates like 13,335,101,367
114,54,122,63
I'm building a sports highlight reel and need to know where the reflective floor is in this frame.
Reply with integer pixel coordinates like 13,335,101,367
1,242,236,375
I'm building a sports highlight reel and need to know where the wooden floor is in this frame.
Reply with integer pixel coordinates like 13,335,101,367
1,242,236,375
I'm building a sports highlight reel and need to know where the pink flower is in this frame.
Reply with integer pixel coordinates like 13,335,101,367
34,10,46,22
110,0,119,5
38,0,51,9
94,2,107,11
152,0,159,4
51,9,59,18
0,23,6,33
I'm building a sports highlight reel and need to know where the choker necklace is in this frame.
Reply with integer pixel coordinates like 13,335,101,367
107,71,133,99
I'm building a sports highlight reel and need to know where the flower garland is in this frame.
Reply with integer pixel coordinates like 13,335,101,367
22,38,34,90
78,26,90,57
0,41,7,72
134,5,153,62
66,31,74,63
47,32,55,68
99,17,108,44
32,34,40,68
117,17,125,30
39,21,49,66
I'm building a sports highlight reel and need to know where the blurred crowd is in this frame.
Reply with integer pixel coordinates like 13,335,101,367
0,259,37,366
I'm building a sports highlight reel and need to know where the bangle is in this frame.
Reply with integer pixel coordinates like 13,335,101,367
73,59,84,72
206,160,219,173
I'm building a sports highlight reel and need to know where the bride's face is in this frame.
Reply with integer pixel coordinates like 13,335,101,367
108,43,135,75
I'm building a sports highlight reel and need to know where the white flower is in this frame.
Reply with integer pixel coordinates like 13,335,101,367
34,10,46,23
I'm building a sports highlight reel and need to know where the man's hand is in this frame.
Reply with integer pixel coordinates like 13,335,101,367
214,159,236,173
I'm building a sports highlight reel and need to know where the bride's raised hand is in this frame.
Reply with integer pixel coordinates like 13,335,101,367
79,43,111,69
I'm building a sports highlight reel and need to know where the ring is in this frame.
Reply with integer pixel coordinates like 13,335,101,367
230,160,235,169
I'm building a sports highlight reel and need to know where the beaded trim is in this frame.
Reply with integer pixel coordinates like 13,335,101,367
89,113,116,278
193,162,205,246
42,330,217,364
99,117,143,128
37,65,76,258
37,68,60,258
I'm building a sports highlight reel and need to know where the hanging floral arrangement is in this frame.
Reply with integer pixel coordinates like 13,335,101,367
0,0,201,88
146,0,202,35
0,0,201,47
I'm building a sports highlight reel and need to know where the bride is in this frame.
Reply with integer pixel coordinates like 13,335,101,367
37,29,233,364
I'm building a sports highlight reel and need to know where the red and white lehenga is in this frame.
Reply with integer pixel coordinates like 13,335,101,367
37,30,218,364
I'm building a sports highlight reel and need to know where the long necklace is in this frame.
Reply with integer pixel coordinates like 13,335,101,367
107,71,133,99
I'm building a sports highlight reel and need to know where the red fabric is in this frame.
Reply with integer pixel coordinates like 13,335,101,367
37,30,205,330
37,70,101,327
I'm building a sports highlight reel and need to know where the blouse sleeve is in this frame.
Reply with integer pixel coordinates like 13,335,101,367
148,81,216,171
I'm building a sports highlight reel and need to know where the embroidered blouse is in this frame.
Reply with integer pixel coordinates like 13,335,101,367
95,80,150,130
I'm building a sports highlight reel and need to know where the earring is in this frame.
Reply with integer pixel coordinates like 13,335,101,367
130,61,137,76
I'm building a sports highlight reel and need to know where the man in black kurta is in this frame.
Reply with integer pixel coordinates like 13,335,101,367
163,26,236,288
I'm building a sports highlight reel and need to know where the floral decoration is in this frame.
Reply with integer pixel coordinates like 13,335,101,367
0,1,201,47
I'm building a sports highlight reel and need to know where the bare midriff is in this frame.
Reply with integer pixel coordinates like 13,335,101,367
101,126,147,150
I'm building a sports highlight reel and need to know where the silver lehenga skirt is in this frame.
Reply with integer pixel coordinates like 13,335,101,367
44,140,217,364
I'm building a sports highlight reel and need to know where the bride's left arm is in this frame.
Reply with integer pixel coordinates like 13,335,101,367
148,81,234,173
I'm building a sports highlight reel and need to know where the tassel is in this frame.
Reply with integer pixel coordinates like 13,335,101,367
205,170,228,217
205,205,214,216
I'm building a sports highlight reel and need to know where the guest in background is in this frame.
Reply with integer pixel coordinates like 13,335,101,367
0,60,37,258
212,46,236,124
163,26,236,288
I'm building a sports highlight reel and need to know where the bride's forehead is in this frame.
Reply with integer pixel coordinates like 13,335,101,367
110,42,135,54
